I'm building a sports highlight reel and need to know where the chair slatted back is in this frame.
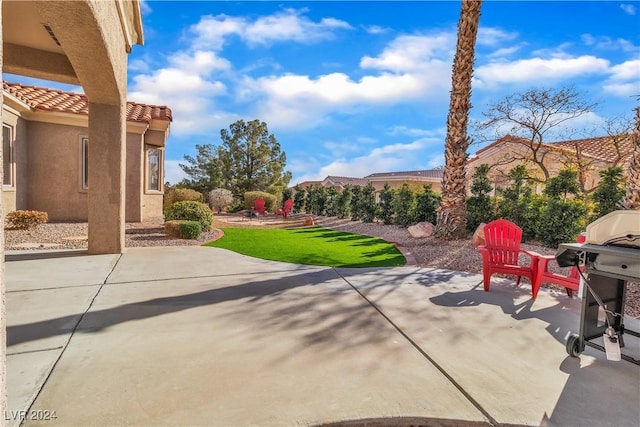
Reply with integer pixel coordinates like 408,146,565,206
483,219,523,266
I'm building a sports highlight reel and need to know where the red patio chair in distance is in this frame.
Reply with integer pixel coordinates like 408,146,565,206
477,219,540,297
282,199,293,218
532,234,586,299
252,198,267,215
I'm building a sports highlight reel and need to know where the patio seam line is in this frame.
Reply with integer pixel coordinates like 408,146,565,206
334,268,498,427
20,252,125,418
7,346,64,357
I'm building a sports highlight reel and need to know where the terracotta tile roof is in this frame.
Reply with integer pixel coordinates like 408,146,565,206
549,134,633,164
365,169,444,179
3,81,172,123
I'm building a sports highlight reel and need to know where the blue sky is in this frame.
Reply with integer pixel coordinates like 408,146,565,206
6,1,640,185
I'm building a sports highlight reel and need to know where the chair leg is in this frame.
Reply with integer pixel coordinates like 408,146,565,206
516,276,522,286
483,270,492,292
566,288,573,298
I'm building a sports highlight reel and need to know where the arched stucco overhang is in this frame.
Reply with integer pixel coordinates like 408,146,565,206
1,0,144,418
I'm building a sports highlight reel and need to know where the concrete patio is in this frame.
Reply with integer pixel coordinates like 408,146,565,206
5,246,640,426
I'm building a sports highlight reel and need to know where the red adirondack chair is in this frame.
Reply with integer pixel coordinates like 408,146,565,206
477,219,540,296
252,198,266,215
282,199,293,218
532,234,586,299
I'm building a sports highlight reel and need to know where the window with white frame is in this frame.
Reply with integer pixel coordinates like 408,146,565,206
146,146,162,192
3,124,14,187
81,137,89,190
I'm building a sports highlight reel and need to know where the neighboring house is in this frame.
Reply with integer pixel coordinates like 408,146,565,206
293,169,444,193
2,81,172,222
467,134,633,194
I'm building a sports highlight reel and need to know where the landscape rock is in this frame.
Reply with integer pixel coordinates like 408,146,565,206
408,222,435,238
304,217,315,226
472,223,486,246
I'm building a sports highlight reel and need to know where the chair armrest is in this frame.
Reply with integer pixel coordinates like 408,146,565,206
521,249,541,259
537,254,555,268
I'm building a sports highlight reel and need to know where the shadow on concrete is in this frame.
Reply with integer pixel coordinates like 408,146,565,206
429,286,578,345
5,250,89,262
543,356,640,426
8,266,412,359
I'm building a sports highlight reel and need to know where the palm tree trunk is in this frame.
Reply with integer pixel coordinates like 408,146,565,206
434,0,483,239
620,107,640,210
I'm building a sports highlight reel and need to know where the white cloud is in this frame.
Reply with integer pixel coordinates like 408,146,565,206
476,27,518,47
190,9,352,50
387,126,445,138
244,71,443,129
475,56,610,85
603,59,640,96
364,25,390,35
140,0,152,15
620,4,636,15
170,51,231,74
486,45,525,58
581,34,638,52
360,33,454,72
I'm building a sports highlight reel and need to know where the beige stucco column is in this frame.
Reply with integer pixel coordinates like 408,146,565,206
35,1,131,254
0,5,7,423
88,101,126,254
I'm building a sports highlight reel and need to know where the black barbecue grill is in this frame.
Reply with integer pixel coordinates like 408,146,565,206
556,210,640,365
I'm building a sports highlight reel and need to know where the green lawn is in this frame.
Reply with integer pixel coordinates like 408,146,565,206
204,226,406,268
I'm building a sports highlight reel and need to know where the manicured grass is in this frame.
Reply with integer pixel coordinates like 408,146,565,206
204,226,405,267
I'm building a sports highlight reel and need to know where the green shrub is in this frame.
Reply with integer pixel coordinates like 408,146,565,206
538,198,588,248
164,187,203,210
325,187,339,217
164,201,213,232
466,164,495,231
413,184,440,224
393,183,416,227
378,183,394,225
293,185,306,213
6,210,48,230
350,185,362,221
538,169,588,247
244,191,277,212
591,166,625,220
359,183,377,223
178,221,203,239
335,187,352,219
164,220,202,239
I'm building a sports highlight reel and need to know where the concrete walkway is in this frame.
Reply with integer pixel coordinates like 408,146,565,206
5,247,640,426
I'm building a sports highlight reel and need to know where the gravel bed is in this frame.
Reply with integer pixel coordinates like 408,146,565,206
4,216,639,319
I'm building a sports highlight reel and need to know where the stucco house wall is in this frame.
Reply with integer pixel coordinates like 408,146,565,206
26,121,89,221
467,136,631,194
2,81,172,223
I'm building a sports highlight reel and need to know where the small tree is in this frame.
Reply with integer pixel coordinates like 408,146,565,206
208,188,234,214
325,187,339,217
378,183,395,225
413,185,440,224
350,185,362,221
359,183,377,223
466,164,494,231
394,183,416,227
591,166,625,220
335,187,352,219
539,169,588,247
293,185,306,213
497,165,534,237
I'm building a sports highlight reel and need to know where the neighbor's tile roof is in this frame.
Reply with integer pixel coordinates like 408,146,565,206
550,134,633,164
365,169,444,179
3,81,172,123
325,176,370,186
470,134,634,165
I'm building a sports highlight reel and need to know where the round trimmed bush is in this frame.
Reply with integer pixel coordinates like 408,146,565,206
165,201,213,232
